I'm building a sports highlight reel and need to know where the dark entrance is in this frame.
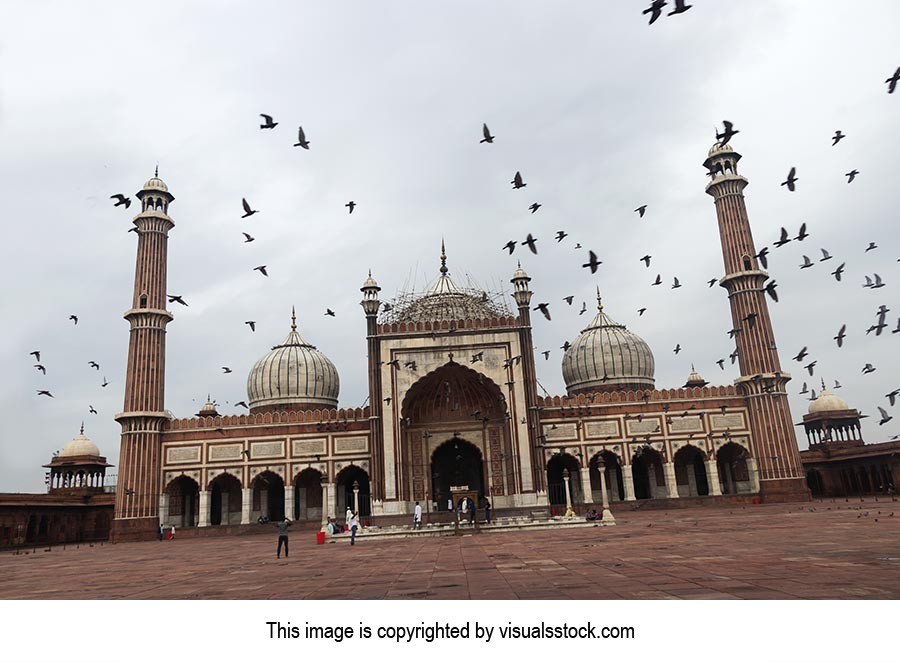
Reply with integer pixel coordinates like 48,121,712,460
252,471,285,522
631,447,664,500
431,438,484,510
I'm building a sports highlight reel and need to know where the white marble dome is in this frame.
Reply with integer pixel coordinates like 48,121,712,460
562,297,655,394
808,388,849,414
142,176,169,193
247,314,340,411
59,429,101,458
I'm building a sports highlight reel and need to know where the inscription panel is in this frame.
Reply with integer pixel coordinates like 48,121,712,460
166,446,201,464
334,436,368,454
251,440,285,459
710,413,745,431
626,418,662,436
543,423,578,441
669,417,704,433
291,438,327,456
209,444,243,461
585,420,619,439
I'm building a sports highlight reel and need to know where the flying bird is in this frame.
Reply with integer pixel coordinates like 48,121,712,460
563,296,574,305
167,295,188,307
707,278,718,287
668,0,692,15
245,321,256,332
582,250,602,274
716,359,725,370
651,274,662,286
254,265,268,277
799,255,814,269
862,363,876,374
634,205,647,218
101,377,109,387
877,407,893,426
235,401,249,409
799,382,809,395
259,114,278,129
742,312,758,329
69,315,78,325
522,233,538,254
503,240,517,254
533,303,551,321
640,255,652,267
480,123,495,143
871,274,885,289
642,0,667,25
34,364,46,374
834,324,846,347
346,201,356,214
831,130,845,146
886,389,900,407
845,170,859,183
222,367,232,374
673,344,681,354
781,167,798,191
528,203,541,214
511,171,526,189
30,351,40,362
293,126,310,149
793,347,809,362
716,120,739,145
819,248,832,262
561,341,571,351
865,242,878,252
671,277,682,289
242,232,255,243
241,198,258,218
110,194,131,209
886,66,900,94
832,262,845,281
88,361,100,370
37,390,53,397
765,280,778,302
795,223,809,242
542,350,551,360
89,405,97,414
555,231,568,242
638,307,647,316
325,309,336,317
804,361,817,376
773,227,791,248
579,301,587,315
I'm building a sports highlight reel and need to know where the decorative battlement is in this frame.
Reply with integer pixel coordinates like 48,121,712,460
538,385,739,410
167,406,371,431
376,316,520,335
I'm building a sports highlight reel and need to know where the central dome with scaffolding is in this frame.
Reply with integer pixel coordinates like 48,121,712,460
381,242,510,324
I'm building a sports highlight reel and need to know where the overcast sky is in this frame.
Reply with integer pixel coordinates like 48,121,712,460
1,1,898,492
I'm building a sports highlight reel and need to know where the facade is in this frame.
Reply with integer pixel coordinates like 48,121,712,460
111,144,819,542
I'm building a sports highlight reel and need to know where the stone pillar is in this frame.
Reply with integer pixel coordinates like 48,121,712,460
327,482,337,520
706,460,722,496
241,488,251,525
198,490,210,527
622,465,636,501
158,494,169,526
320,480,330,530
597,462,616,524
580,467,594,503
221,492,231,525
562,469,575,518
747,458,761,493
352,480,360,514
664,462,679,499
284,485,294,522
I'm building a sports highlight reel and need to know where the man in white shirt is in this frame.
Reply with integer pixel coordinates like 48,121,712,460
413,501,423,529
348,511,359,546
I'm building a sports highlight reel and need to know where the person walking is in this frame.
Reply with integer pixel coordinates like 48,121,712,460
275,518,292,558
413,501,422,530
170,524,176,540
468,497,476,524
158,524,164,541
348,511,359,546
484,499,492,524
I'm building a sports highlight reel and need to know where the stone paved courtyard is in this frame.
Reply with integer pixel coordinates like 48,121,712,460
2,500,899,599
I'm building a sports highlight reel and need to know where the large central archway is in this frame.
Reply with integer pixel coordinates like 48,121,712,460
431,438,485,510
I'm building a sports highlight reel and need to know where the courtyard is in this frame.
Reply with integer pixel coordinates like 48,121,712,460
2,500,898,600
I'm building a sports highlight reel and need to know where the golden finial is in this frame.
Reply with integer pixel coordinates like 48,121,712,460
291,306,297,331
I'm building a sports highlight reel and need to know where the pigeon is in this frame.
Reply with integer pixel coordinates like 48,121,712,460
795,222,809,242
555,231,568,242
878,407,893,425
293,126,310,149
480,123,495,143
503,240,517,254
831,130,846,146
522,234,538,254
533,303,551,321
793,347,808,362
894,318,900,334
101,377,109,387
259,114,278,129
886,66,900,94
716,120,739,145
245,321,256,332
672,277,682,289
832,262,845,281
865,242,878,252
845,169,860,183
222,367,232,374
346,201,356,214
582,250,602,274
871,274,885,289
167,295,188,307
325,309,336,317
781,167,798,191
716,359,725,370
110,194,131,209
742,312,758,328
773,227,791,247
542,350,551,360
863,275,874,288
89,405,97,414
528,203,541,213
707,278,718,287
819,248,832,261
640,255,652,267
29,351,40,362
563,296,574,305
574,243,582,249
34,364,46,374
88,361,100,370
404,360,417,371
470,352,484,363
254,265,268,277
862,363,876,374
834,380,842,389
561,341,571,351
673,343,681,354
242,232,255,243
799,381,809,395
668,0,692,15
69,315,78,325
579,302,587,315
756,247,769,268
886,389,900,407
799,255,814,269
834,324,847,347
804,361,817,376
638,307,647,316
37,390,53,397
634,205,647,218
511,171,526,189
234,401,249,409
642,0,667,25
765,280,779,302
241,198,258,218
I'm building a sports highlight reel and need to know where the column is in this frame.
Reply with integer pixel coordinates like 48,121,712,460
198,490,210,527
622,465,636,501
664,462,679,499
562,468,574,517
320,481,330,530
597,462,616,524
327,482,337,520
352,481,360,513
241,488,251,525
580,467,594,503
158,494,169,526
747,458,761,493
706,460,722,496
283,485,294,522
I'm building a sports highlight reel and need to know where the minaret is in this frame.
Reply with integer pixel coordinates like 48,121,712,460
112,172,175,540
704,142,808,501
511,262,545,493
360,270,384,503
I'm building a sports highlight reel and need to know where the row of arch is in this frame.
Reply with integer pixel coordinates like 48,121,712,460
0,510,111,547
143,196,169,213
538,386,737,407
807,464,896,497
49,470,106,489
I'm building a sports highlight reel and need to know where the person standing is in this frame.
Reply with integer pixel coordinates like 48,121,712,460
468,497,476,524
484,500,492,524
413,501,422,530
170,524,175,540
447,497,453,512
158,524,164,541
345,507,352,529
275,518,292,558
349,511,359,546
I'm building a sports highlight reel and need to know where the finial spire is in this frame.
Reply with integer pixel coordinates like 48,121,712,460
596,286,603,312
80,421,84,435
291,306,297,331
820,378,826,391
154,163,159,178
439,239,448,275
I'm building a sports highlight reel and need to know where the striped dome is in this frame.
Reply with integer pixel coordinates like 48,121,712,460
562,297,655,395
247,314,339,411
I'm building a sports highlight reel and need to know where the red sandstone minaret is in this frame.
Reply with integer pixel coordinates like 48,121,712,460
112,171,175,540
360,270,385,503
703,143,808,501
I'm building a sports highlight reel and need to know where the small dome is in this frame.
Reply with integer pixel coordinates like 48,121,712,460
247,312,340,411
708,142,733,157
361,271,380,291
142,176,169,193
512,263,530,281
808,388,849,414
59,428,101,458
562,296,655,394
684,366,708,388
197,397,218,417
